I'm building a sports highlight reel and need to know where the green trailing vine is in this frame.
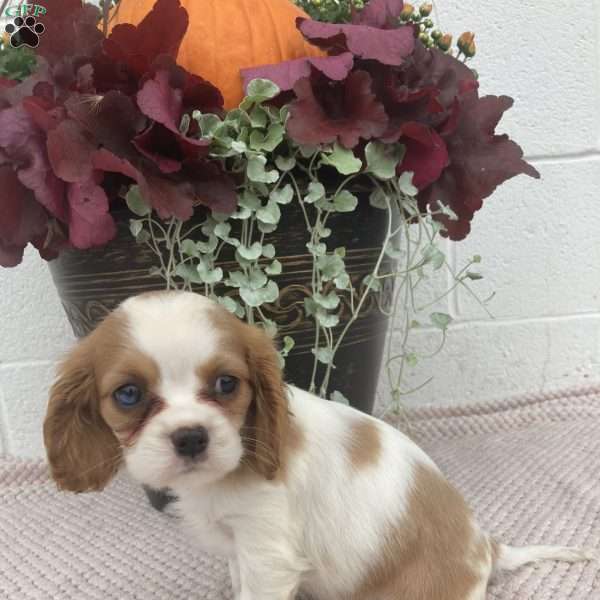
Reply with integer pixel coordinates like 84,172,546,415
126,79,491,411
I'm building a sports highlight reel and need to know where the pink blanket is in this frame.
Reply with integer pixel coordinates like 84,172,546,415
1,386,599,599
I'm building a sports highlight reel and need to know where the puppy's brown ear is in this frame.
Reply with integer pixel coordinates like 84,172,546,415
44,339,120,492
243,324,289,480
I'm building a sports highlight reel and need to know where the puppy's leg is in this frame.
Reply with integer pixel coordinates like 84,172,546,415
236,541,304,600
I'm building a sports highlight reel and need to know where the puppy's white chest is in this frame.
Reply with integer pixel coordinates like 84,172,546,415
177,494,236,557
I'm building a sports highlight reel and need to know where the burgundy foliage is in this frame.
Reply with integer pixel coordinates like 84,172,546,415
242,0,539,240
0,0,235,266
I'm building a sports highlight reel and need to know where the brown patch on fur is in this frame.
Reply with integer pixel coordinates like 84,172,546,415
346,419,382,471
44,309,161,492
351,463,491,600
208,306,291,481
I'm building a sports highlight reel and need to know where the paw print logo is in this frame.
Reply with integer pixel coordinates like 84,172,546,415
4,16,45,49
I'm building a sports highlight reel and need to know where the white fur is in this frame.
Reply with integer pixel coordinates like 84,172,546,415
114,292,595,600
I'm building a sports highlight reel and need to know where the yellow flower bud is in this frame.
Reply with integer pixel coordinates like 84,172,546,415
400,3,414,19
419,3,433,16
437,33,452,52
458,32,476,57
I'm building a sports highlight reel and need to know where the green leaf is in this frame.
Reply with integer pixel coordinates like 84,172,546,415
334,272,351,290
281,335,295,357
194,113,222,137
249,123,284,152
303,297,318,316
363,274,382,292
175,264,202,284
299,144,319,158
247,155,279,183
369,188,388,210
317,254,345,281
430,312,452,330
230,205,252,220
245,79,281,103
275,156,296,172
261,318,278,338
240,280,279,307
270,184,293,205
129,219,143,238
315,224,332,238
465,271,484,281
304,181,325,204
312,347,335,365
365,141,405,180
247,267,268,290
256,200,281,225
306,242,327,256
249,105,268,128
333,190,358,213
197,262,223,284
126,186,151,217
181,239,199,257
262,243,276,259
216,296,241,315
265,259,282,275
314,291,340,310
398,171,418,196
406,352,419,368
330,391,349,405
316,310,339,328
257,221,277,234
237,242,263,261
214,223,232,239
321,143,362,175
225,271,247,288
422,244,445,270
239,190,262,210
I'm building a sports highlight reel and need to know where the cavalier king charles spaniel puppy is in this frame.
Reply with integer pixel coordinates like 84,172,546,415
44,291,594,600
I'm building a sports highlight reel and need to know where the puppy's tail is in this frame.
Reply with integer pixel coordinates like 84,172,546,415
492,540,597,574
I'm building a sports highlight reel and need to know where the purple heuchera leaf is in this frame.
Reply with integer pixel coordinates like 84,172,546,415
287,71,388,148
0,166,48,267
352,0,405,28
297,18,415,66
398,122,449,190
67,178,117,249
241,53,354,93
418,94,540,240
103,0,189,79
46,119,95,183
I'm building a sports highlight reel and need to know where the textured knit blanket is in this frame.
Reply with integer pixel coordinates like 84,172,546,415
2,387,600,599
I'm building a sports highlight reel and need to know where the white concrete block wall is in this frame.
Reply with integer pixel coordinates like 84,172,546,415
1,0,599,456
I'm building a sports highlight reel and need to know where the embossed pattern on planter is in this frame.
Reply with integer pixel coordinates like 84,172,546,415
49,201,391,412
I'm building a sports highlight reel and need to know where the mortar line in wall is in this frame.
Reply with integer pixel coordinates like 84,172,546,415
0,359,56,370
390,310,600,335
446,311,600,329
0,386,10,455
527,150,600,165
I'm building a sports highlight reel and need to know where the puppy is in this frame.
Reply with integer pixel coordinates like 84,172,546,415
44,291,595,600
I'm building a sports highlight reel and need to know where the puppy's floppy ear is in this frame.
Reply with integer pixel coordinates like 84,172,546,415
243,324,289,480
44,339,120,492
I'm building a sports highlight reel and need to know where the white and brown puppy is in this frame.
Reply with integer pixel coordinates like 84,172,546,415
44,291,594,600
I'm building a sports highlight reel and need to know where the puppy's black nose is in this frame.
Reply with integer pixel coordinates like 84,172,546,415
170,426,209,459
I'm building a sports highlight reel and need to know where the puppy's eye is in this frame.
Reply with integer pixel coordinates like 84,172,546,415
215,375,238,395
113,384,143,408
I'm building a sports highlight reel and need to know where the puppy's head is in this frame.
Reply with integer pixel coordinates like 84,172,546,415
44,291,288,492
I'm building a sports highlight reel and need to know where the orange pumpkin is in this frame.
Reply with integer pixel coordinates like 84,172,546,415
108,0,324,109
